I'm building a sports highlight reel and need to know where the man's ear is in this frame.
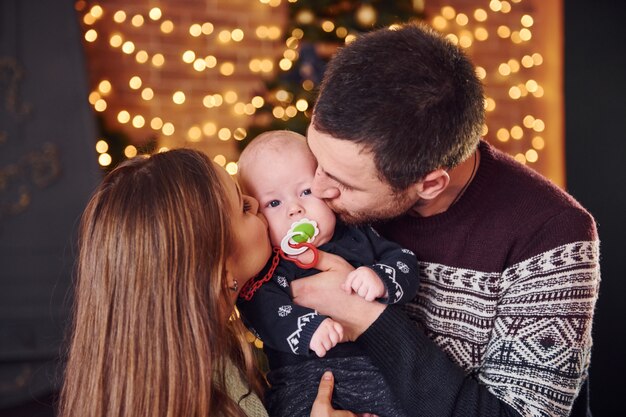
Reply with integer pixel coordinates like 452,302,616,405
415,169,450,200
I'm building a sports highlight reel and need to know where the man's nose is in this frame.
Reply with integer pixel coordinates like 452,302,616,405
312,167,340,199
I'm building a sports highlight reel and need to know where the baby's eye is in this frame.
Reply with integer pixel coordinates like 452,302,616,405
301,188,312,196
267,200,281,208
243,199,252,213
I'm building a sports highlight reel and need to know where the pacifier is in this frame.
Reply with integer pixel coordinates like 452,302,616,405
279,218,320,269
280,218,319,255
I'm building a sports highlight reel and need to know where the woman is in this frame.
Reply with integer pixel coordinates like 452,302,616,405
58,149,353,417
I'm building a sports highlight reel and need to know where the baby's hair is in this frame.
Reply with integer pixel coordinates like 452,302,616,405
238,130,311,189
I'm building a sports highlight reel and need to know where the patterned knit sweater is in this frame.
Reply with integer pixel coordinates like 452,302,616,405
361,141,600,417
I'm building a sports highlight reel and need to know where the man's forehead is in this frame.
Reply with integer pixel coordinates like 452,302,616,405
307,129,380,190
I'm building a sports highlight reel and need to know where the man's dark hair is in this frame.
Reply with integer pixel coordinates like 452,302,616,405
312,22,485,191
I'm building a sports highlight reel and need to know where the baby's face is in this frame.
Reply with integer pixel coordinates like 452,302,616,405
242,147,336,248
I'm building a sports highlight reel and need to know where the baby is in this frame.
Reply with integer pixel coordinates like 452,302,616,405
236,130,419,417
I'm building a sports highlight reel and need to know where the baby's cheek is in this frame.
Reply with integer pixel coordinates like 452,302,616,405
259,212,279,243
268,227,284,248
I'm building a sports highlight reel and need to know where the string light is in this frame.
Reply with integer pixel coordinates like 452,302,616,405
141,88,154,100
149,7,162,21
94,99,107,112
113,11,126,23
225,162,238,176
203,122,217,136
80,2,551,181
98,153,112,167
162,122,175,136
172,91,186,104
96,140,108,153
131,14,144,27
85,29,98,42
214,154,226,166
160,20,174,33
218,128,232,141
150,117,163,130
117,110,130,124
431,0,546,169
234,128,247,140
124,145,137,158
187,126,202,142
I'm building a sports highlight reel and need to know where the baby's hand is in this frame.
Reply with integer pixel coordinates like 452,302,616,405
343,267,387,302
309,318,344,357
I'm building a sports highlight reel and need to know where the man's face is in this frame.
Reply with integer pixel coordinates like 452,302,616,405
307,124,417,224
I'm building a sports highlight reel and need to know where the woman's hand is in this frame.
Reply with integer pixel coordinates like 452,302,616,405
310,371,356,417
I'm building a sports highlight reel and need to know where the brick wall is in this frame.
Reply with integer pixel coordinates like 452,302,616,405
79,0,287,168
423,0,564,185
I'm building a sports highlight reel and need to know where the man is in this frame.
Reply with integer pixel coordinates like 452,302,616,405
292,23,599,417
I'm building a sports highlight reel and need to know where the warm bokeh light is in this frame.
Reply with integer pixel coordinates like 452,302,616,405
218,128,232,141
124,145,138,158
162,122,175,136
225,162,238,175
160,20,174,33
141,88,154,100
187,126,202,142
172,91,186,104
151,117,164,130
214,154,226,166
85,29,97,42
132,115,145,128
94,99,107,112
203,122,217,136
79,0,561,186
117,110,130,124
95,140,108,153
149,7,162,21
98,153,112,166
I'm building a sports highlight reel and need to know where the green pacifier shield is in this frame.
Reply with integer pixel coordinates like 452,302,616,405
292,223,315,243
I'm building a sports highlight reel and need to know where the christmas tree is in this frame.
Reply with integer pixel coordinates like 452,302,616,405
241,0,425,151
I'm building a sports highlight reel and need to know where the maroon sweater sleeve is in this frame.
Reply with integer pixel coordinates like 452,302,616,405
358,306,522,417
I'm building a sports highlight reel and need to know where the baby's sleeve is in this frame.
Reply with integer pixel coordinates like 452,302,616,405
236,266,328,356
363,226,420,304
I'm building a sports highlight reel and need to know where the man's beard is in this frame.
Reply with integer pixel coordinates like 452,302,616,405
326,191,415,226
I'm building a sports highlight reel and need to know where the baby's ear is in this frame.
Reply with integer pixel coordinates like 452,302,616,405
415,169,450,200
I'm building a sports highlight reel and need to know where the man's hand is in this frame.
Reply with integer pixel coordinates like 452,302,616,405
309,318,344,357
292,250,386,342
343,267,387,301
309,248,355,273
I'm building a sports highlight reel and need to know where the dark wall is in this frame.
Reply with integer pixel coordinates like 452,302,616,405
564,0,626,415
0,0,101,412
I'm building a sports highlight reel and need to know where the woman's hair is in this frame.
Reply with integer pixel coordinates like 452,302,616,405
313,22,485,191
58,149,263,417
